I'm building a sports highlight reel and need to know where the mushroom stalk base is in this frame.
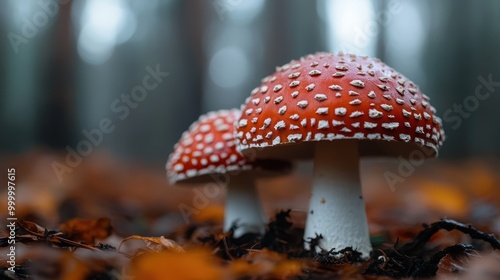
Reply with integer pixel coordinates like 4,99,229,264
224,176,265,237
304,141,372,259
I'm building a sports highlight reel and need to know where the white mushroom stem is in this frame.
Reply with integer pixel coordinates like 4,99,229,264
304,141,372,258
224,176,266,237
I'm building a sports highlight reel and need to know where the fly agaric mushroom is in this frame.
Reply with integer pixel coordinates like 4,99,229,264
166,109,291,237
235,52,445,258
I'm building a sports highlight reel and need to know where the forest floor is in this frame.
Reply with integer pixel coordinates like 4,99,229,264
1,149,499,280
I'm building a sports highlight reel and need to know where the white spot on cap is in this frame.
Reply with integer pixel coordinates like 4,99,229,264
253,135,263,141
210,155,219,163
215,142,224,150
193,151,202,157
368,91,376,99
173,163,184,172
349,91,359,96
329,84,342,91
272,136,281,145
229,154,238,163
383,134,394,141
261,118,272,129
289,114,299,120
314,94,327,101
245,108,253,115
251,87,259,95
351,122,360,128
251,117,258,124
255,108,263,114
265,131,273,139
186,169,197,177
369,109,383,119
367,133,381,139
301,118,307,127
314,133,325,140
238,119,248,127
288,72,300,78
289,81,300,87
183,138,193,146
381,122,399,130
340,127,351,133
273,85,283,92
223,132,233,141
349,99,362,105
396,86,405,95
380,104,393,111
415,137,425,145
297,100,309,108
290,124,300,130
349,111,364,118
335,107,347,116
332,72,345,77
291,91,299,98
287,134,303,142
278,105,287,115
316,107,329,115
328,133,338,140
402,109,411,117
335,93,341,97
318,120,329,129
306,84,315,91
414,113,422,120
200,124,211,133
350,80,365,88
274,96,284,104
404,122,411,128
416,126,424,134
332,120,344,126
364,122,377,129
377,85,390,91
396,98,404,105
274,120,286,130
260,86,268,93
408,88,418,95
252,98,260,105
204,133,214,143
264,96,271,103
309,69,321,76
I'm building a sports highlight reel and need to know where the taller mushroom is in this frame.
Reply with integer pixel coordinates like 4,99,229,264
235,52,445,258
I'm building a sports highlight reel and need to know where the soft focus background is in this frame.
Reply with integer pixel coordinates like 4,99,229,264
2,0,500,162
0,0,499,236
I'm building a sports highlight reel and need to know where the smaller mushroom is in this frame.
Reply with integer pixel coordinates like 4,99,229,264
166,109,291,237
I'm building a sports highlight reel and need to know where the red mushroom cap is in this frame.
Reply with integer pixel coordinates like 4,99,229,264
236,52,445,159
166,109,252,184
